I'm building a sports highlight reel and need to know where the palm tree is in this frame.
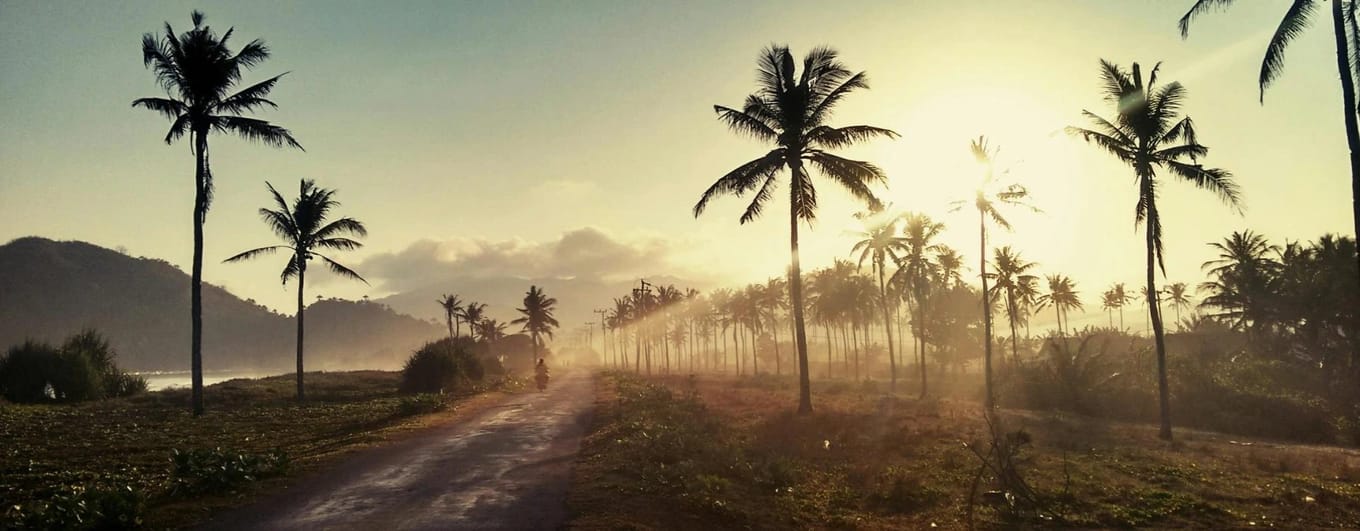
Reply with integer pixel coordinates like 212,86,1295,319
437,294,463,341
1038,274,1082,336
894,212,946,398
988,246,1039,366
1068,60,1242,440
850,213,908,391
460,303,487,342
953,136,1036,409
1180,0,1360,285
1101,288,1118,328
134,11,303,416
693,45,898,414
936,248,966,290
1109,282,1133,329
1198,230,1281,340
224,179,366,402
513,286,560,366
1163,282,1193,326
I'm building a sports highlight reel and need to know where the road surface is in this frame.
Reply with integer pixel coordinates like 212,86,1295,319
201,370,595,530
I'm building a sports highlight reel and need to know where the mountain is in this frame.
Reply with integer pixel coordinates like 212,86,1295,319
0,237,442,372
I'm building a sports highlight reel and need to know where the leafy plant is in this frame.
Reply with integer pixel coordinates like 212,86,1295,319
400,338,484,394
167,447,290,496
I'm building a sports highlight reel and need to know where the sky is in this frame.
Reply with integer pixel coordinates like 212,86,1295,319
0,0,1354,330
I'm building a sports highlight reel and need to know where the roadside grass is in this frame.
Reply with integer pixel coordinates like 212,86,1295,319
568,372,1360,529
1,370,515,529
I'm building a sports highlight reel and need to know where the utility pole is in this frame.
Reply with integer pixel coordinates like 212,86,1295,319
633,279,653,375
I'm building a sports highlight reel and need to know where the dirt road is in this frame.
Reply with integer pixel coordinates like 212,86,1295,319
201,370,595,530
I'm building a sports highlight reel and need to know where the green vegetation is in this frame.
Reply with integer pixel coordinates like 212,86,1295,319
0,370,504,529
400,338,486,394
569,372,1360,529
0,330,146,404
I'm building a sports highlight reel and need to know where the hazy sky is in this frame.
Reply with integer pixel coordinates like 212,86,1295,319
0,1,1353,329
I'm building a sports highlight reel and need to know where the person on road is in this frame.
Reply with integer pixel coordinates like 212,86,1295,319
534,358,550,391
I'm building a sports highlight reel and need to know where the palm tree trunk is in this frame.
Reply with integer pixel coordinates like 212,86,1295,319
189,128,208,417
979,212,995,410
295,262,306,402
917,287,929,399
824,324,833,379
787,190,813,413
877,263,898,392
771,311,782,376
1332,0,1360,375
446,315,454,342
1008,298,1020,366
1147,212,1173,441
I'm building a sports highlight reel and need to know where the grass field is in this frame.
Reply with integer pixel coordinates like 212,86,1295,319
0,371,515,529
567,372,1360,529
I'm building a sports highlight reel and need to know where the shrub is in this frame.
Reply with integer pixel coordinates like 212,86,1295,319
0,341,59,403
5,483,146,530
167,447,290,496
0,330,146,404
400,338,484,394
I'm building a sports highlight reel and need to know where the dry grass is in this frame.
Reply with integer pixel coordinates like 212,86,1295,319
568,372,1360,529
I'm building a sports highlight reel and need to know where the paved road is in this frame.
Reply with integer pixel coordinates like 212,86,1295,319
201,370,595,531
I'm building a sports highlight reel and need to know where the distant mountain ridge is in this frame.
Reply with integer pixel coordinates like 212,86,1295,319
0,237,442,371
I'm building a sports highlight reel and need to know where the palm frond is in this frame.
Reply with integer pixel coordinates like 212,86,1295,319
216,74,285,115
1163,160,1244,212
317,254,368,285
131,97,187,121
210,116,303,150
806,124,899,150
1066,125,1136,162
740,173,779,224
313,217,367,240
223,245,289,263
693,149,784,217
714,105,778,142
805,152,884,210
1180,0,1239,37
1260,0,1319,101
808,71,868,125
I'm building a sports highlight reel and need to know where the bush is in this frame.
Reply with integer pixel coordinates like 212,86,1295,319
0,330,145,404
4,483,146,530
400,338,484,394
167,447,290,496
0,341,59,403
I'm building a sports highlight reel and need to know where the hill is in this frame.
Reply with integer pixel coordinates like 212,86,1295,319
0,237,441,371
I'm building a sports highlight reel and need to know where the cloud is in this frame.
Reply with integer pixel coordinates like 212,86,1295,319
351,227,678,293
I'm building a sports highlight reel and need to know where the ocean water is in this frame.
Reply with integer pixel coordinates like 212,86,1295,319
134,371,279,391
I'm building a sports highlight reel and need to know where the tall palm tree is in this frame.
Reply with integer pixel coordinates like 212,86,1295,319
513,285,560,365
1180,0,1360,286
224,179,366,402
460,303,487,342
1069,60,1242,440
850,214,908,391
1038,274,1082,336
134,11,303,416
1162,282,1193,326
988,246,1039,366
437,294,463,340
693,45,897,414
894,212,946,398
953,136,1036,409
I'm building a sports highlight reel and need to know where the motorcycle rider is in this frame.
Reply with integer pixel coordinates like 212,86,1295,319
534,358,550,391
